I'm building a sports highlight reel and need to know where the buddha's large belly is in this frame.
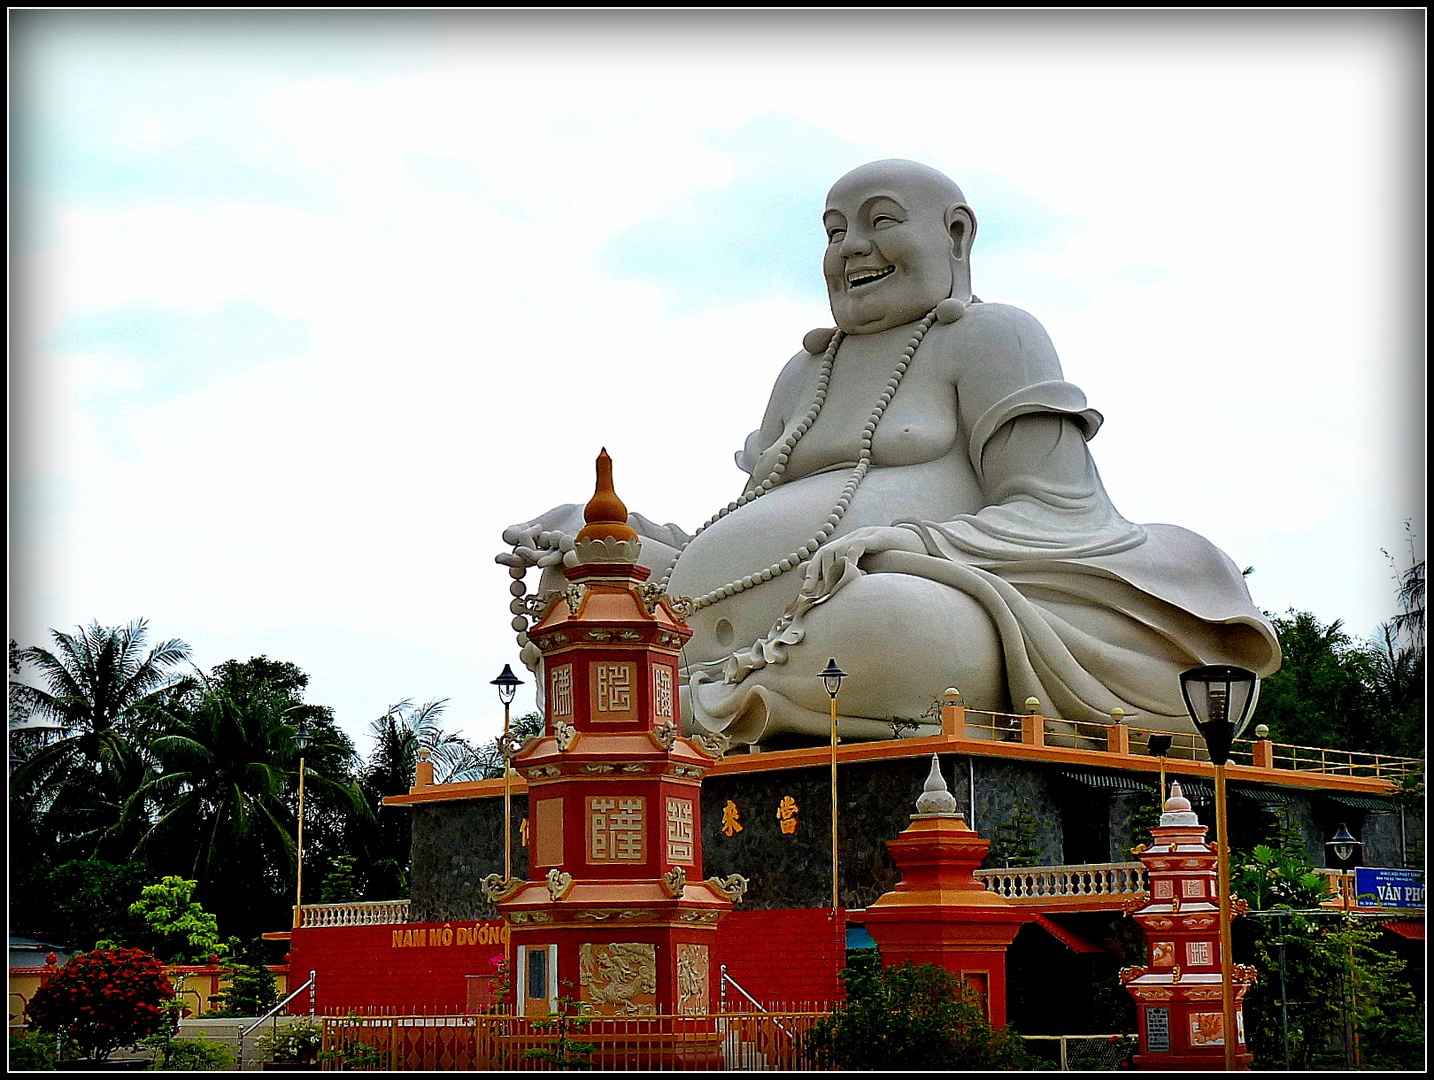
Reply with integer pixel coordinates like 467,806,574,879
666,461,980,665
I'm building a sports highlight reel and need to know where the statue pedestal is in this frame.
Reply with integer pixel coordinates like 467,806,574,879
863,811,1029,1027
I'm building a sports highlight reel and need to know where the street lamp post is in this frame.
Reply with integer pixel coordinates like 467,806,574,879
492,664,524,882
292,720,311,928
1180,664,1258,1072
1147,733,1173,805
820,659,847,915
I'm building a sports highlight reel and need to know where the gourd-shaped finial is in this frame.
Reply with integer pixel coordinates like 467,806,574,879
914,754,960,816
573,449,641,564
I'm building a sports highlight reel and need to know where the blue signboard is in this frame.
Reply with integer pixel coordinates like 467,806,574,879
1354,867,1425,910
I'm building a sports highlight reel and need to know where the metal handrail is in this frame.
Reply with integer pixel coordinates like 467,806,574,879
719,965,793,1038
240,969,316,1038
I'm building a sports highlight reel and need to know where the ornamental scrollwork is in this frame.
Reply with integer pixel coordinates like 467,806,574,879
690,731,727,758
652,721,678,751
564,584,587,615
667,596,696,619
636,583,666,614
661,867,687,898
706,874,749,904
546,868,574,902
555,722,578,752
480,874,525,903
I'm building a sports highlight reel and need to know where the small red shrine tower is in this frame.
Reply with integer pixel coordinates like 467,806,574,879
485,451,743,1020
1121,781,1256,1070
863,755,1029,1026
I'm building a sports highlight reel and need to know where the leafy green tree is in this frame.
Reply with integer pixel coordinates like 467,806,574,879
10,620,190,864
804,951,1039,1070
26,947,176,1061
123,877,227,964
207,939,279,1018
1233,840,1424,1069
43,860,150,952
319,854,360,903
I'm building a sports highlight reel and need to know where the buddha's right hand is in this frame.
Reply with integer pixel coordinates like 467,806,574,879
498,504,585,571
800,525,927,598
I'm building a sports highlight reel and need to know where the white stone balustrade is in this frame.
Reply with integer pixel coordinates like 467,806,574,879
974,862,1148,900
297,899,411,928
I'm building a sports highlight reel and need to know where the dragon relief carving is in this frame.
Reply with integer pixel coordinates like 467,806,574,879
579,943,657,1015
563,584,587,615
555,722,578,752
652,721,678,751
636,582,667,615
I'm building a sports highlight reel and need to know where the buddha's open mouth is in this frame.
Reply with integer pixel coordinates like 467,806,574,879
847,265,895,289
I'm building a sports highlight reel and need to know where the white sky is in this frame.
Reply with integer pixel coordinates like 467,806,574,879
9,10,1425,758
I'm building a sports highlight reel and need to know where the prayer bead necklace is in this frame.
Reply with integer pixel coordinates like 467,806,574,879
659,306,940,610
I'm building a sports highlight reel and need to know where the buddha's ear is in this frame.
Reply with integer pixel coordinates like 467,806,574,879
945,204,977,262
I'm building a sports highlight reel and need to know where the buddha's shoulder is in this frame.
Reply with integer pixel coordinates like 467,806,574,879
932,301,1057,356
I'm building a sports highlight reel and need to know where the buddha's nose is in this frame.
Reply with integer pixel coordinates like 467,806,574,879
839,232,872,256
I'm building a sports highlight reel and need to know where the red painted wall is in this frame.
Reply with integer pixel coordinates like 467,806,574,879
287,921,508,1014
287,908,844,1014
710,908,847,1008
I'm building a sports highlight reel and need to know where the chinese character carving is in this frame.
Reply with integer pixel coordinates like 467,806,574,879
588,796,646,862
721,799,743,837
776,795,799,835
665,797,694,863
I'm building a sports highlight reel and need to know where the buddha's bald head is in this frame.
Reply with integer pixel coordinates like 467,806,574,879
822,160,977,334
826,159,970,214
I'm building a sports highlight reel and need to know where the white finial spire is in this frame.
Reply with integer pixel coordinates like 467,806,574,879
914,754,960,816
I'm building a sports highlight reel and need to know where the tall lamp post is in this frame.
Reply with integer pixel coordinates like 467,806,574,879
1180,664,1258,1072
1147,733,1173,804
492,664,524,881
292,719,311,928
820,659,846,915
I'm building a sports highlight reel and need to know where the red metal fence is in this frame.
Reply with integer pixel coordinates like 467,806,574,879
320,1009,832,1071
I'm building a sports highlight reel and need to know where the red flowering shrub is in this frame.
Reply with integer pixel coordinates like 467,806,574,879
26,947,175,1061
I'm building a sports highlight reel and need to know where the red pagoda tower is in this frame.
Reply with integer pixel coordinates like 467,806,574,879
485,451,743,1021
1121,781,1257,1070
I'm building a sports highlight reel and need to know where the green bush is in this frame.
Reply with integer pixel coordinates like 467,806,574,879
142,1033,235,1071
254,1017,323,1064
805,951,1041,1070
10,1028,58,1070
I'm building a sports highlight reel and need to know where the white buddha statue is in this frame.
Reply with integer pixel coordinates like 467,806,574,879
501,160,1280,747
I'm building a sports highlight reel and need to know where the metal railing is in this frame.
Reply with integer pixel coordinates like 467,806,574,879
975,861,1147,901
319,1010,832,1071
1022,1033,1137,1069
296,899,411,928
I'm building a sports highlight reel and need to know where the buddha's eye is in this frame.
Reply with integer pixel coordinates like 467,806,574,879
872,214,900,228
827,228,846,243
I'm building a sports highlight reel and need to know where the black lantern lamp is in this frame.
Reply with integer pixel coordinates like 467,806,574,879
820,658,847,699
492,664,522,706
1179,664,1257,765
492,663,525,881
1326,823,1362,867
292,719,311,752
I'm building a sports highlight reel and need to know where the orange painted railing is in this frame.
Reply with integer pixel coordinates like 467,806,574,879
320,1010,833,1071
958,707,1420,782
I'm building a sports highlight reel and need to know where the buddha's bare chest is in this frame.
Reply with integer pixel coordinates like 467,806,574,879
786,331,962,474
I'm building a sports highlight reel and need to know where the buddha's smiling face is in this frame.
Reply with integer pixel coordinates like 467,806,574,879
822,164,967,335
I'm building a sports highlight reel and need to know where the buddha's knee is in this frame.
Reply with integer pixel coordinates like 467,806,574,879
785,572,1006,715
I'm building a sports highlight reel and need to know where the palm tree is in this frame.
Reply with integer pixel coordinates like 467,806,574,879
357,699,474,897
135,658,367,940
10,619,190,863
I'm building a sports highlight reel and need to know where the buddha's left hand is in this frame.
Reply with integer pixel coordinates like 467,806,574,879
801,525,926,597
